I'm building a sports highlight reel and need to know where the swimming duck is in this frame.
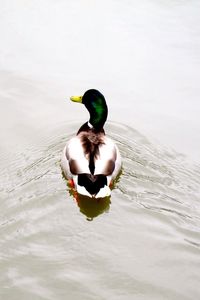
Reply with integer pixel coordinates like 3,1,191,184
61,89,121,198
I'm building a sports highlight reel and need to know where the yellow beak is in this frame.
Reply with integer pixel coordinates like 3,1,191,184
70,95,83,103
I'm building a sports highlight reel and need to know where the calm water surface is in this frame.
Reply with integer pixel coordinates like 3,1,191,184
1,1,200,300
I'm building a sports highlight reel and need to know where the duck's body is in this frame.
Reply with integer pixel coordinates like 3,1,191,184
61,89,121,198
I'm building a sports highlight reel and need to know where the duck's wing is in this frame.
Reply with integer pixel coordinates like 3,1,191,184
94,137,121,178
63,137,90,175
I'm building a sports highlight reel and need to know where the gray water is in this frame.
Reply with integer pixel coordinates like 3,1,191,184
1,1,200,300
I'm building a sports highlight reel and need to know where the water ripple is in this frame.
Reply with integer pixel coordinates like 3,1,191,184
1,121,200,300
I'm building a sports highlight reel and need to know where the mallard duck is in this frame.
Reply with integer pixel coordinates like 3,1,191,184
61,89,121,198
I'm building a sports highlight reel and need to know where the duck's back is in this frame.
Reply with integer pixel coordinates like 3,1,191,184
62,132,120,179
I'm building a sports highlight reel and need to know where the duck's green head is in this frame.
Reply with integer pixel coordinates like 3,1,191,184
70,89,108,130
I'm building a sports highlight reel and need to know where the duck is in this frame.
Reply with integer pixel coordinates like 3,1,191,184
61,89,121,198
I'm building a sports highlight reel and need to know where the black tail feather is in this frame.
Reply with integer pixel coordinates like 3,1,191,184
78,174,107,196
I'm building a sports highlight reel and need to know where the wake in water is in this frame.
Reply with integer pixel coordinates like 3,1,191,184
1,122,200,225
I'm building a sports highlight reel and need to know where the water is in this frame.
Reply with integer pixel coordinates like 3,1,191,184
1,1,200,299
1,120,200,299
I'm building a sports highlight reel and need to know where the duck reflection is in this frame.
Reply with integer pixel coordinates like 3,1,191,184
75,194,111,221
65,176,111,220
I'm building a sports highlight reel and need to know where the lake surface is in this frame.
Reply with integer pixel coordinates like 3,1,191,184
1,1,200,299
